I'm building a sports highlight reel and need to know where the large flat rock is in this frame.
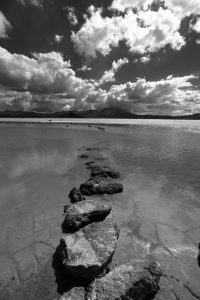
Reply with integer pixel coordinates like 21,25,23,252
59,215,120,281
62,199,111,231
87,258,161,300
151,247,200,300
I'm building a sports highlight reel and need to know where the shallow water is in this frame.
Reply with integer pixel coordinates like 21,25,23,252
0,122,200,295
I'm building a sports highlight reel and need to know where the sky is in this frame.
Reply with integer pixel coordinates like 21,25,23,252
0,0,200,115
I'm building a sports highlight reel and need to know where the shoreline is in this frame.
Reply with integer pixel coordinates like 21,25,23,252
0,118,200,128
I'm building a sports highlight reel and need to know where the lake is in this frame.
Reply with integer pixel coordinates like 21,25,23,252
1,120,200,298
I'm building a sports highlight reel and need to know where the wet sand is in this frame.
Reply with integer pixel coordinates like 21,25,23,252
0,122,200,298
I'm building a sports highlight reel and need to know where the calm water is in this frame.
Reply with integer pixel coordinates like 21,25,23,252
1,121,200,293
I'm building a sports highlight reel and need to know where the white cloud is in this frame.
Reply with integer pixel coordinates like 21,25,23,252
17,0,45,7
66,6,78,26
105,75,198,114
71,6,122,59
98,58,129,85
72,6,185,59
77,65,92,72
164,0,200,20
0,11,12,39
0,46,199,115
111,0,200,19
111,0,152,11
192,18,200,33
54,34,64,44
135,55,151,64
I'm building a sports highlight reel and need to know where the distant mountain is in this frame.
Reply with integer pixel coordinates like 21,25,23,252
0,108,200,119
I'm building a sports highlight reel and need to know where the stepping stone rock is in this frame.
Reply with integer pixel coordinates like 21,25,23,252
80,178,123,196
58,287,85,300
90,166,120,179
62,199,111,231
68,187,85,203
59,214,120,281
87,258,161,300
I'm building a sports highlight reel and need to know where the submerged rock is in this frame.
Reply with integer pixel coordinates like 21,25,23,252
59,215,120,281
152,247,200,300
80,177,123,196
68,187,85,203
90,165,120,179
62,199,111,231
87,258,161,300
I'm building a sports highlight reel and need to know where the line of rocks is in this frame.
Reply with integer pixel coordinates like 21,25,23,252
56,164,163,299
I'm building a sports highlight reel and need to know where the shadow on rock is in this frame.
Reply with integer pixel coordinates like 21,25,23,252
52,246,91,295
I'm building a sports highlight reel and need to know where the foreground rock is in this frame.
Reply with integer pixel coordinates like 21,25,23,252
90,165,120,179
68,187,85,203
62,199,111,231
80,177,123,196
58,287,85,300
59,215,120,281
87,258,161,300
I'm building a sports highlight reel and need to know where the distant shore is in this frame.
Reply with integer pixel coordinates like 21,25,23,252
0,118,200,128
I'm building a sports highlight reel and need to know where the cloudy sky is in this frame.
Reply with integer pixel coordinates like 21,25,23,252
0,0,200,115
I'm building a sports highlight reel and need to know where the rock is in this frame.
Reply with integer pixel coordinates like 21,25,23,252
58,287,86,300
79,154,89,159
90,165,120,179
87,258,161,300
197,242,200,266
59,214,120,281
68,187,85,203
80,178,123,196
85,161,95,170
62,199,112,231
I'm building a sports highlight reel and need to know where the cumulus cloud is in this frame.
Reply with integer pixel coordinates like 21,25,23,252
71,6,122,59
164,0,200,20
111,0,152,11
66,6,78,26
111,0,200,18
0,46,199,115
0,11,12,39
17,0,45,7
0,47,88,94
105,75,198,114
72,5,185,59
98,58,129,85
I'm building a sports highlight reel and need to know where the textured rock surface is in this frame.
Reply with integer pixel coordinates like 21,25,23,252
59,215,120,281
80,178,123,196
87,258,161,300
58,287,86,300
68,187,85,203
62,199,111,231
90,166,120,179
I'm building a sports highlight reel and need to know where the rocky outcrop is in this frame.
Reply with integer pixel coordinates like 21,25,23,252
59,214,120,281
90,165,120,179
62,199,111,231
68,187,85,203
80,177,123,196
87,258,161,300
